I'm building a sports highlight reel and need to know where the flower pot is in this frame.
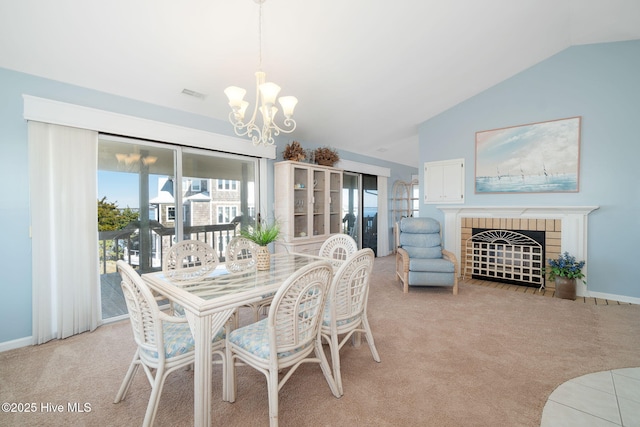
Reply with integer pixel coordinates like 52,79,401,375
256,245,271,271
554,277,577,300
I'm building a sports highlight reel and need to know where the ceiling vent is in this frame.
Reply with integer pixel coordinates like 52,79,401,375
181,88,207,100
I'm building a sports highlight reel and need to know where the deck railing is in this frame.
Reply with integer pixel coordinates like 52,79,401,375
99,222,239,274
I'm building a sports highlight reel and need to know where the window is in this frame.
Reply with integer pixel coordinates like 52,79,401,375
411,178,419,217
218,206,238,224
149,205,157,221
218,206,238,223
217,179,238,191
167,206,176,221
191,179,201,192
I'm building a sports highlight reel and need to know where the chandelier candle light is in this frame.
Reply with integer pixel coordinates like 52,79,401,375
224,0,298,146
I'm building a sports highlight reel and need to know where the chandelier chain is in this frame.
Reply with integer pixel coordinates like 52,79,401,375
258,0,263,70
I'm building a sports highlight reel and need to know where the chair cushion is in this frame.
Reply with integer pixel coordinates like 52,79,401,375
400,231,443,259
408,271,455,286
322,304,361,327
400,217,440,234
142,321,225,359
399,218,443,259
228,319,312,359
409,257,454,273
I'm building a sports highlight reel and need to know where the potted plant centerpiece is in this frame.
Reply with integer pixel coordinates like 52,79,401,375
240,218,280,270
543,251,586,300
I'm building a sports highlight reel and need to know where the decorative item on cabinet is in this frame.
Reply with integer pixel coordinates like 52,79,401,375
282,140,306,162
314,146,340,167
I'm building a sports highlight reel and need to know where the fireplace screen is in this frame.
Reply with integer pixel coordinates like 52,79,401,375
464,229,545,288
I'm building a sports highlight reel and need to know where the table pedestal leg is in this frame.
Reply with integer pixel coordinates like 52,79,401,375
185,309,235,427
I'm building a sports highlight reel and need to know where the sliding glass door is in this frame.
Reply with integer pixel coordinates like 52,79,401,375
97,136,259,320
342,172,360,243
362,174,378,255
342,172,378,255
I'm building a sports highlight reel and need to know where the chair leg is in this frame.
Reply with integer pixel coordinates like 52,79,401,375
267,368,280,427
114,350,141,403
329,333,344,396
142,365,167,427
361,317,381,363
319,333,343,397
315,338,341,398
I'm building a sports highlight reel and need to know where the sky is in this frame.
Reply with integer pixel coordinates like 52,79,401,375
98,171,141,209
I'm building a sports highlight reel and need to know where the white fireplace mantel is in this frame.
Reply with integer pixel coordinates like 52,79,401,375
438,205,599,218
438,205,599,296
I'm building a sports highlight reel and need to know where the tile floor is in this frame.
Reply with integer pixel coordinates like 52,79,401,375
540,367,640,427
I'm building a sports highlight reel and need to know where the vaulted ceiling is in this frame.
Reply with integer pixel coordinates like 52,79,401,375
1,0,639,167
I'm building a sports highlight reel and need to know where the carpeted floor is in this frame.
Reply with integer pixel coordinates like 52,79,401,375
1,255,639,427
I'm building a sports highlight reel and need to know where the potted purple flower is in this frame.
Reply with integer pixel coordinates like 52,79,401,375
543,252,586,300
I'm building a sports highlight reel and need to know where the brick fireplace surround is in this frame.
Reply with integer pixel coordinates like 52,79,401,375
438,206,599,297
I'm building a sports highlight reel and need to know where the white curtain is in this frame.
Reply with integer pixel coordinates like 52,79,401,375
377,176,390,257
29,122,100,344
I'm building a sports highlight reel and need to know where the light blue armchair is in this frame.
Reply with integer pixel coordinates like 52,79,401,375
395,217,459,294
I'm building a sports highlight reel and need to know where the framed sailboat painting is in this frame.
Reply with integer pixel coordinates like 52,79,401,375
475,117,581,193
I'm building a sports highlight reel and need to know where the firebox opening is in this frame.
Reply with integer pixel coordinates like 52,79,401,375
467,228,546,288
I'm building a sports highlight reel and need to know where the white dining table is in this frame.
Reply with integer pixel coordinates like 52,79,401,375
142,252,327,427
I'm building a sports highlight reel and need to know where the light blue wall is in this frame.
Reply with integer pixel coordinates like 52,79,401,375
0,67,416,345
418,40,640,299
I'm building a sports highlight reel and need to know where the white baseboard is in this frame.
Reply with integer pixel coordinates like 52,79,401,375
587,290,640,305
0,336,32,353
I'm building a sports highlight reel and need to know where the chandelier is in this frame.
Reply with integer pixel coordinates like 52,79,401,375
224,0,298,146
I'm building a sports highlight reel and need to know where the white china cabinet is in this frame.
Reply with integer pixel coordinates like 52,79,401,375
274,161,343,254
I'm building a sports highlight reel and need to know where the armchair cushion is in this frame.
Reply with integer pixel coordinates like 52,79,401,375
409,271,456,286
400,237,442,259
400,217,440,234
399,218,444,259
410,257,455,273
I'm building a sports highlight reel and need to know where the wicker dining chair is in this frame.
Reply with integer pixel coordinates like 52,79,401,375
160,239,221,315
225,236,258,272
320,248,380,396
319,233,358,269
225,236,273,324
114,260,226,427
225,260,340,427
162,239,220,283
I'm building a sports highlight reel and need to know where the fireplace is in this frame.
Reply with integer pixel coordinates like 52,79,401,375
438,206,598,296
465,228,545,287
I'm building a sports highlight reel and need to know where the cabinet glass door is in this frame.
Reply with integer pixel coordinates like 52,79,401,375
312,169,325,237
329,171,341,233
293,166,309,238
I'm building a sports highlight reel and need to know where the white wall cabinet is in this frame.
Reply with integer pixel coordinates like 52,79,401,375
424,158,465,204
274,161,342,254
